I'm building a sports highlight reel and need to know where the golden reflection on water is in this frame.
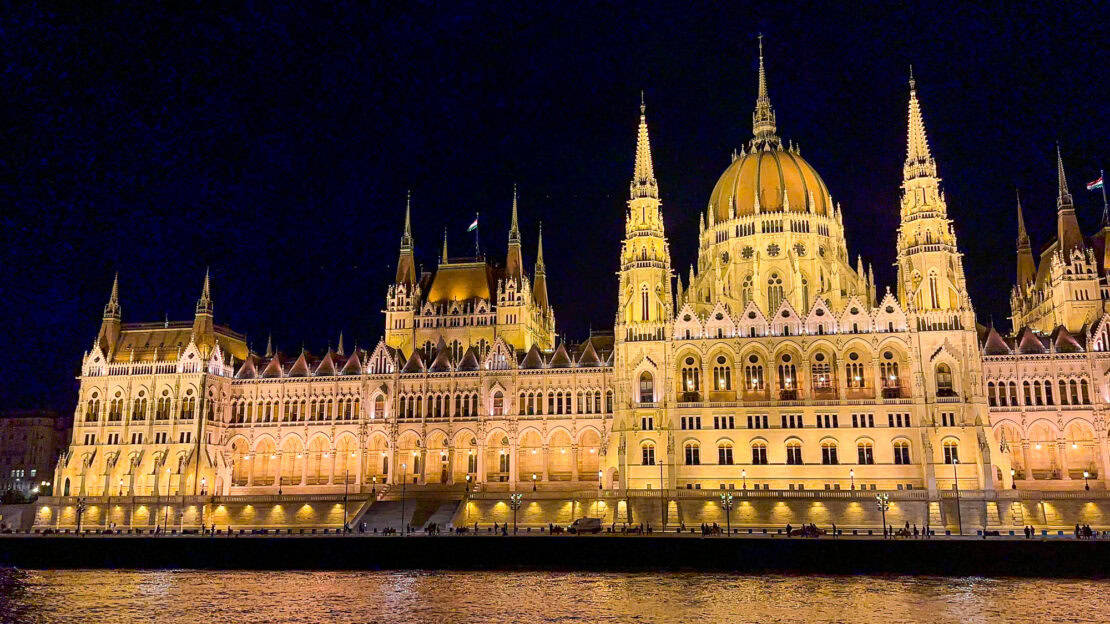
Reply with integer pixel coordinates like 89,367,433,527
1,569,1107,624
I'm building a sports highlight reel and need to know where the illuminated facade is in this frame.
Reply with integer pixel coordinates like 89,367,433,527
52,48,1109,513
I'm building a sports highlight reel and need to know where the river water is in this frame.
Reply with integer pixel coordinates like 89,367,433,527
0,569,1106,623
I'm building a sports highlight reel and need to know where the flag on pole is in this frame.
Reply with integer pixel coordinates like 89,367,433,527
467,216,479,232
1088,173,1104,191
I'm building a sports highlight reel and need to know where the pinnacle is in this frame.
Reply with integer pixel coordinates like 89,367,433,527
751,34,779,148
1056,143,1073,207
630,95,658,200
509,184,521,242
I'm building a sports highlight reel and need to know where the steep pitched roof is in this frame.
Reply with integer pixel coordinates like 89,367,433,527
458,346,480,371
287,351,311,377
315,350,337,376
576,339,602,367
521,344,545,369
982,326,1013,356
1016,328,1047,354
341,349,363,375
549,343,572,368
261,354,285,378
402,349,426,374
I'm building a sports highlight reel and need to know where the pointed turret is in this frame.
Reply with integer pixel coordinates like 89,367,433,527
505,184,525,281
750,35,780,150
265,333,273,358
441,227,449,264
532,223,549,310
630,93,659,200
192,268,215,351
396,191,417,284
337,331,345,357
96,273,122,356
1055,144,1084,255
1015,189,1036,290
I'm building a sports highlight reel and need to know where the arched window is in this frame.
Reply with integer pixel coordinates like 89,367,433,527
893,440,911,464
785,440,802,465
680,358,700,393
1033,381,1044,405
1080,379,1091,404
751,441,767,465
1069,379,1080,405
943,439,959,464
811,353,831,391
1044,381,1054,405
639,372,654,403
717,442,734,465
1022,381,1031,405
684,442,700,465
1059,379,1069,405
987,382,997,406
767,273,784,311
641,443,655,465
713,356,732,391
857,441,874,464
641,285,650,322
928,272,939,309
800,277,809,314
741,275,753,308
821,440,839,465
777,357,796,391
744,356,765,390
492,391,504,416
606,390,613,413
935,364,954,397
1008,381,1018,405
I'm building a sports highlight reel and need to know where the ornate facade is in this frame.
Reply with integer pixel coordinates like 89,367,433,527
53,47,1109,509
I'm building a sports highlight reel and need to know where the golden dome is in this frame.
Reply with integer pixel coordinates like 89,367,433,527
708,146,831,222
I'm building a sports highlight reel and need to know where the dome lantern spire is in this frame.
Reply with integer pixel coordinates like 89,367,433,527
751,34,780,150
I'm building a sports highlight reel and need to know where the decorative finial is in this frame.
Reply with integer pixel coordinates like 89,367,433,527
908,64,915,90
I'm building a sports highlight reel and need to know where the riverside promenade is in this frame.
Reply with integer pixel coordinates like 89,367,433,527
1,533,1107,577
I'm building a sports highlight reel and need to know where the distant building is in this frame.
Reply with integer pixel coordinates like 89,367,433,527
1,410,69,496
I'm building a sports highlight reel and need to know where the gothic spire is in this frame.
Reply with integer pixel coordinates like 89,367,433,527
195,267,212,316
265,333,273,358
630,93,659,200
509,183,521,243
532,222,549,310
395,191,417,284
1055,144,1084,255
751,34,779,149
337,331,345,357
506,185,525,281
904,69,936,180
441,227,448,264
103,272,121,320
1016,188,1036,290
1056,143,1073,209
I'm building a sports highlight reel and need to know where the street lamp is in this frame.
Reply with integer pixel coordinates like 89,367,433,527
531,473,537,492
509,493,523,534
343,465,350,532
75,498,87,535
849,469,855,491
1083,471,1090,491
720,492,734,535
741,469,747,491
1010,469,1017,489
952,458,962,536
875,493,890,538
659,455,666,534
400,462,407,535
596,470,603,518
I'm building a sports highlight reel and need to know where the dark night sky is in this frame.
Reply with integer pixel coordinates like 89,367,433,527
2,2,1107,413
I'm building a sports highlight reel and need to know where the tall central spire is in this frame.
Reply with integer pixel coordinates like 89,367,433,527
401,190,414,250
630,92,659,200
751,34,779,149
509,184,521,243
1016,189,1036,290
532,222,549,309
506,185,525,281
395,191,417,284
904,68,937,181
1055,144,1084,255
104,272,121,320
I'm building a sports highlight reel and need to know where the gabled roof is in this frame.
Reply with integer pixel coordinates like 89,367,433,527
402,349,426,373
341,349,363,375
315,350,337,376
287,351,311,377
982,326,1013,356
1016,328,1047,354
521,344,545,369
576,339,602,367
261,354,285,378
429,338,453,372
1051,326,1084,353
549,343,572,368
458,346,480,371
235,356,259,379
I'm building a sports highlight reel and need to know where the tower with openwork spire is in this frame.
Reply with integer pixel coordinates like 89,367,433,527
617,95,673,338
1015,190,1036,292
750,34,781,150
96,272,122,356
505,184,525,281
894,71,973,318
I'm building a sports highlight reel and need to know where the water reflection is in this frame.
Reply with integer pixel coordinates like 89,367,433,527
0,568,1106,624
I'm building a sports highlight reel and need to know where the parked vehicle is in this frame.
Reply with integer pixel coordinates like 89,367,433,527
567,517,602,534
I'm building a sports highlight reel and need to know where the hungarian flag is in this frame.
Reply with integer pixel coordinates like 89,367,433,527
1088,173,1104,191
467,216,479,232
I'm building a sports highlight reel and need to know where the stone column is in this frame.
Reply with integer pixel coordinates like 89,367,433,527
1098,429,1110,487
1022,442,1034,481
542,445,550,482
273,454,282,492
246,457,254,488
327,450,336,485
477,445,486,484
299,452,308,486
418,449,427,484
446,447,456,485
571,446,580,482
1057,441,1071,479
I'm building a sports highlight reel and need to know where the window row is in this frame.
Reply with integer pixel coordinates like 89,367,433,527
641,439,920,466
987,379,1091,407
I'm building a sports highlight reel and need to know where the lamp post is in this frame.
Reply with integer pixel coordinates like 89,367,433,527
75,498,87,535
371,475,377,498
741,469,747,491
720,492,734,535
1010,469,1017,490
343,466,350,532
952,458,963,536
400,462,407,536
509,493,523,534
875,493,890,538
1083,471,1090,491
532,473,538,492
596,470,603,518
658,455,666,533
849,469,855,491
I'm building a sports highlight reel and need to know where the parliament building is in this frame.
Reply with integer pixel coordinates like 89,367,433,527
43,47,1109,531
